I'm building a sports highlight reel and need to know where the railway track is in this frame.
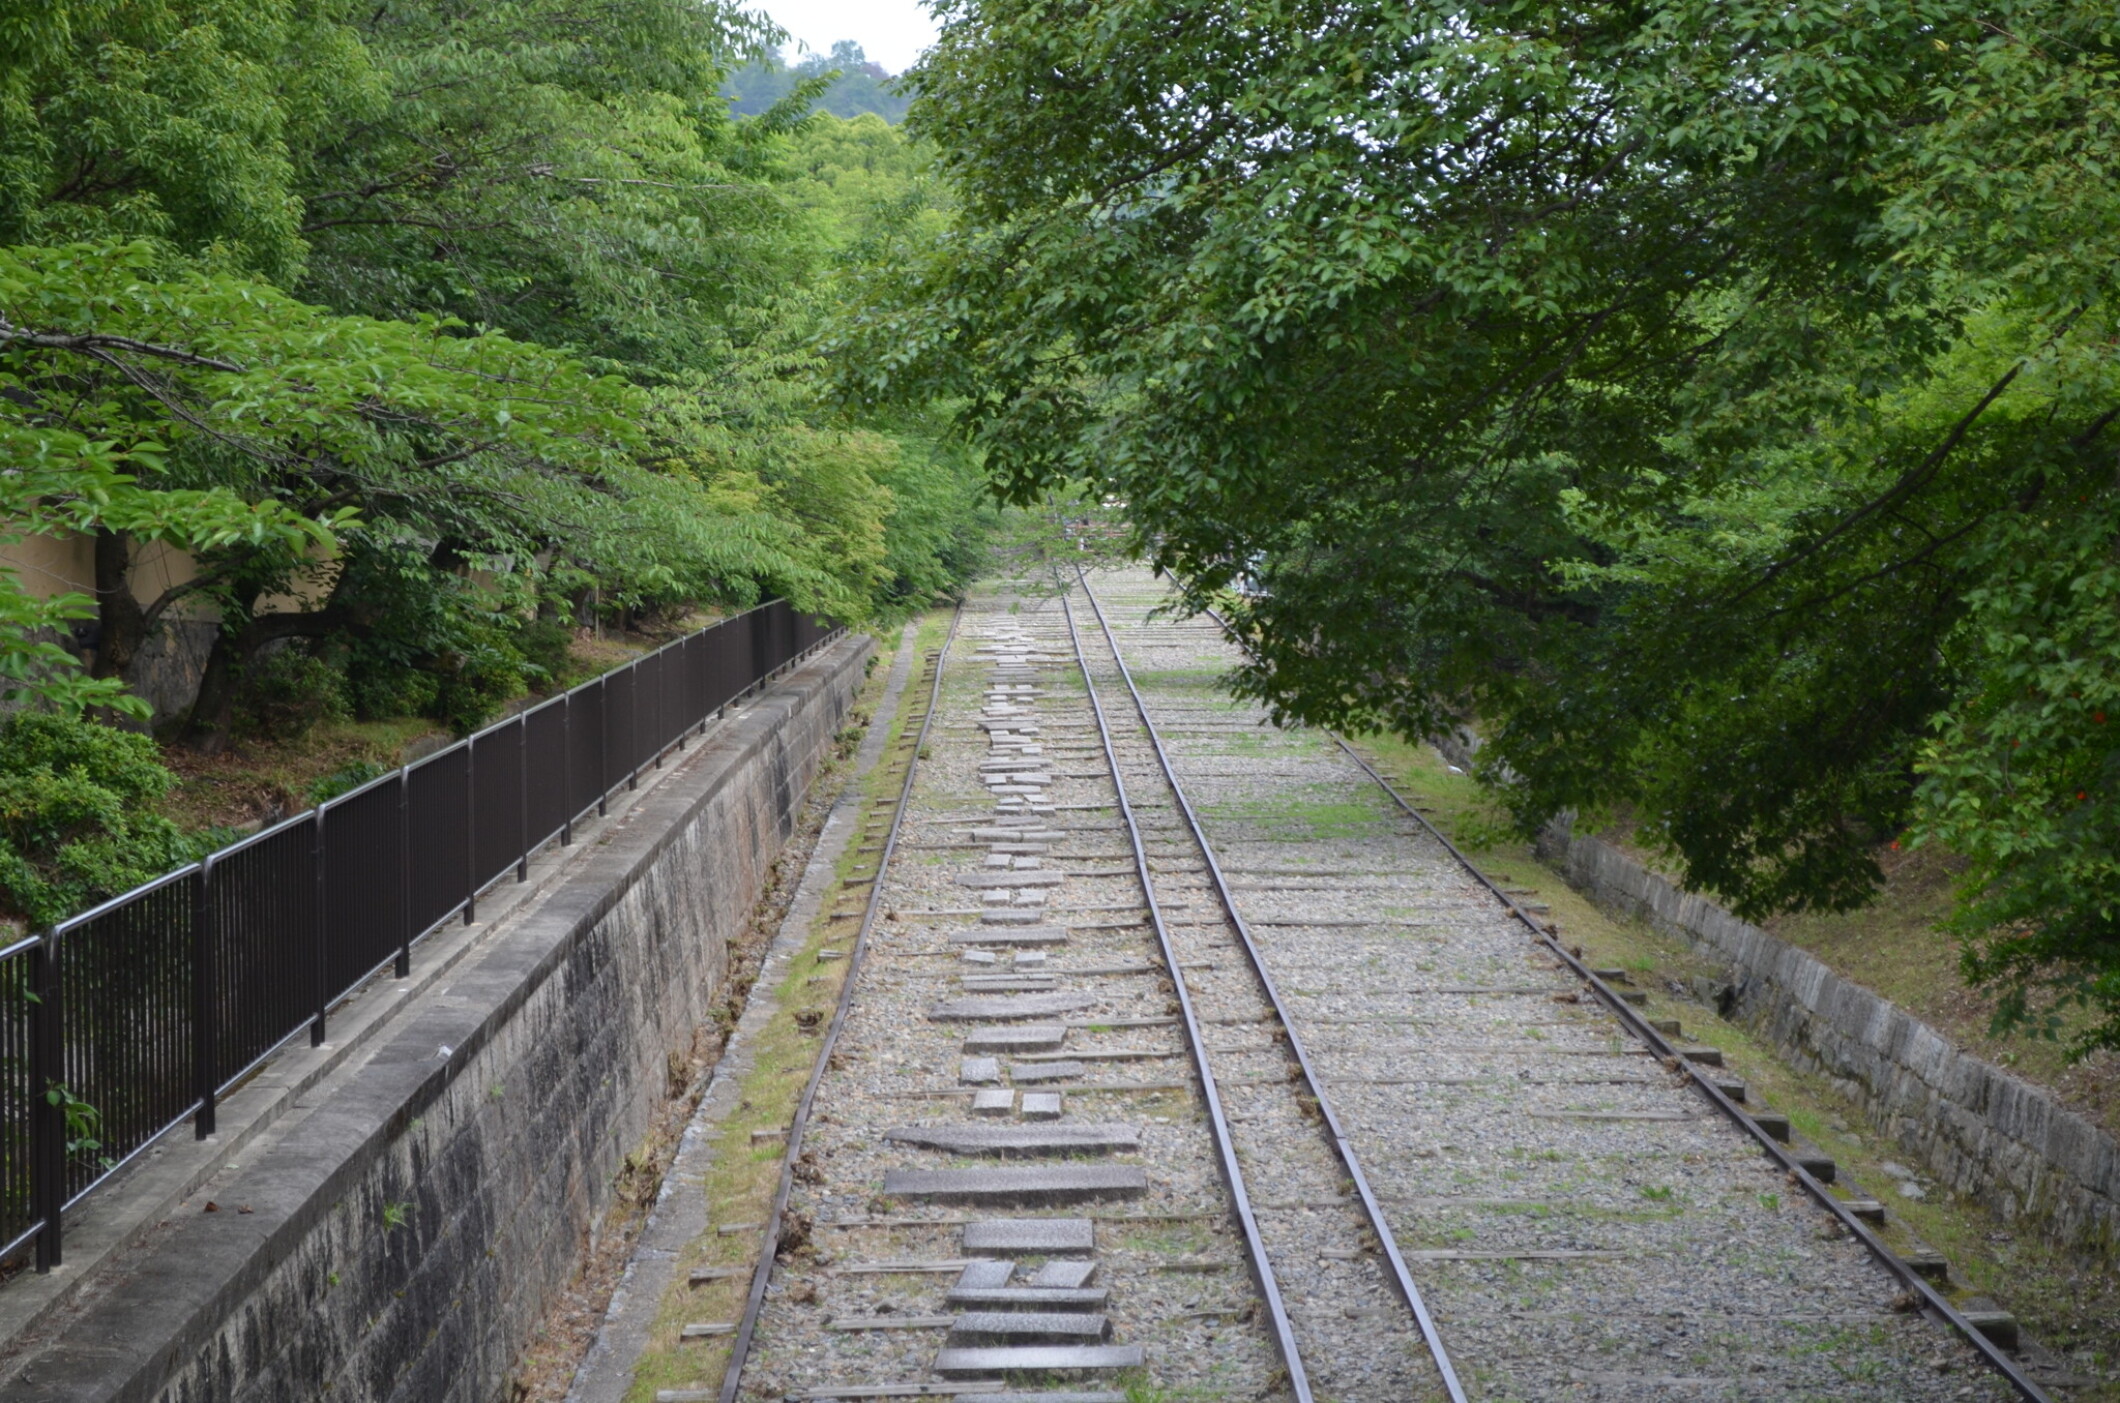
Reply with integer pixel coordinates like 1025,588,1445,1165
713,567,2034,1403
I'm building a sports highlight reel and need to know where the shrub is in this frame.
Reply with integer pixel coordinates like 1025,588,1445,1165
309,760,391,804
514,619,576,692
345,664,440,723
236,646,349,742
428,627,528,736
0,713,210,928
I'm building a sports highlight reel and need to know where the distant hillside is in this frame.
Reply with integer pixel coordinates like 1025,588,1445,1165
724,42,910,124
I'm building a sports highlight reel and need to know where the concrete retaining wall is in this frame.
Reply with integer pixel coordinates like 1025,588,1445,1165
1536,818,2120,1258
0,635,871,1403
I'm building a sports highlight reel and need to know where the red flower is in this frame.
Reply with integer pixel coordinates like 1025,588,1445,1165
2097,712,2108,724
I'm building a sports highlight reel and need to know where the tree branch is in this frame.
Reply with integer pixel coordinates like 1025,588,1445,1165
0,317,246,373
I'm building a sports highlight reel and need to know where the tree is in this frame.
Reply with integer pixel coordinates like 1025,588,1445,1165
848,0,2120,1050
0,240,640,744
2,0,989,772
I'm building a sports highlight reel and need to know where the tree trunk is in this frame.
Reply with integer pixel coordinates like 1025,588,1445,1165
181,609,341,754
91,529,147,681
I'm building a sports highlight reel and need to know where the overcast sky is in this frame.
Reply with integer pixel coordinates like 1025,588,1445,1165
754,0,940,75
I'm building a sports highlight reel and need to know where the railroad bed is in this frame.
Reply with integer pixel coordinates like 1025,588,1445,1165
719,568,2028,1403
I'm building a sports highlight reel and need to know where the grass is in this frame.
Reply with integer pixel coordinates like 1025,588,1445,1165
160,715,446,830
157,625,690,833
1344,729,2120,1397
621,609,950,1403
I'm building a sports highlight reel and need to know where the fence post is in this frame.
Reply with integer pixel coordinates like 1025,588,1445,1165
193,859,218,1139
629,662,640,790
396,772,412,978
311,809,328,1047
464,746,478,925
561,697,574,846
516,719,529,881
30,929,63,1272
597,680,609,818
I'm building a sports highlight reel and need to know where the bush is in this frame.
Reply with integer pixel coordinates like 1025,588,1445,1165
514,618,576,692
236,646,349,742
309,760,391,804
345,663,440,723
428,627,529,736
0,713,209,928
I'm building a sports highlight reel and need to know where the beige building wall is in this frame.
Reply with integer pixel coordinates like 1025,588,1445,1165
1,533,203,608
1,533,326,616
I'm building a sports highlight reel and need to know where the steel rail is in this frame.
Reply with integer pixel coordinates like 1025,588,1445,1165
1074,568,1472,1403
1193,597,2052,1403
718,606,962,1403
1055,588,1317,1399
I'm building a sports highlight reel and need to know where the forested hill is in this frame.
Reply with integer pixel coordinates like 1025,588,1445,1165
724,44,910,123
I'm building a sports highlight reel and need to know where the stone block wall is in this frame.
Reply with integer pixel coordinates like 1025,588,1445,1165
2,635,870,1403
1536,819,2119,1259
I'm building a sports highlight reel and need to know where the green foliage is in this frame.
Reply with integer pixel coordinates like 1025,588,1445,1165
237,646,348,742
0,712,207,928
855,0,2120,1047
300,0,794,376
514,620,577,691
309,759,390,804
0,0,378,279
1916,501,2120,1055
0,237,639,728
0,0,991,933
428,622,532,737
45,1083,105,1167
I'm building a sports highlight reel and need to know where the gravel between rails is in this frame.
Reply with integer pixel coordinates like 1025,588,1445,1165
737,581,1295,1403
1066,590,1455,1403
1078,567,2024,1403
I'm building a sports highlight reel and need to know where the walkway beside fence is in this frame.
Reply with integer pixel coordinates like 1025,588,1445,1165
1,600,838,1272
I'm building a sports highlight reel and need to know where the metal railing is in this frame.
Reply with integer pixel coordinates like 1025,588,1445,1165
0,599,840,1272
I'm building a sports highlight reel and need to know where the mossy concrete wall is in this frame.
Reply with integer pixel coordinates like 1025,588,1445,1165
1537,818,2119,1259
0,634,870,1403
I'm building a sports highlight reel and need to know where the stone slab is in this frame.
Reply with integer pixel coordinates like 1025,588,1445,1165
954,925,1071,945
949,1311,1111,1343
962,950,999,965
1010,1060,1086,1084
882,1122,1138,1155
961,1219,1096,1255
957,871,1067,889
943,1287,1109,1310
962,976,1062,993
883,1166,1150,1204
956,1395,1123,1403
963,1026,1068,1053
961,1057,1003,1084
1020,1093,1063,1121
970,830,1067,841
957,1259,1015,1289
930,993,1099,1022
972,1089,1015,1116
1025,1260,1098,1289
935,1346,1144,1377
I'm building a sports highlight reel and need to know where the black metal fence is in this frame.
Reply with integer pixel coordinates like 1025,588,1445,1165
0,599,838,1271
